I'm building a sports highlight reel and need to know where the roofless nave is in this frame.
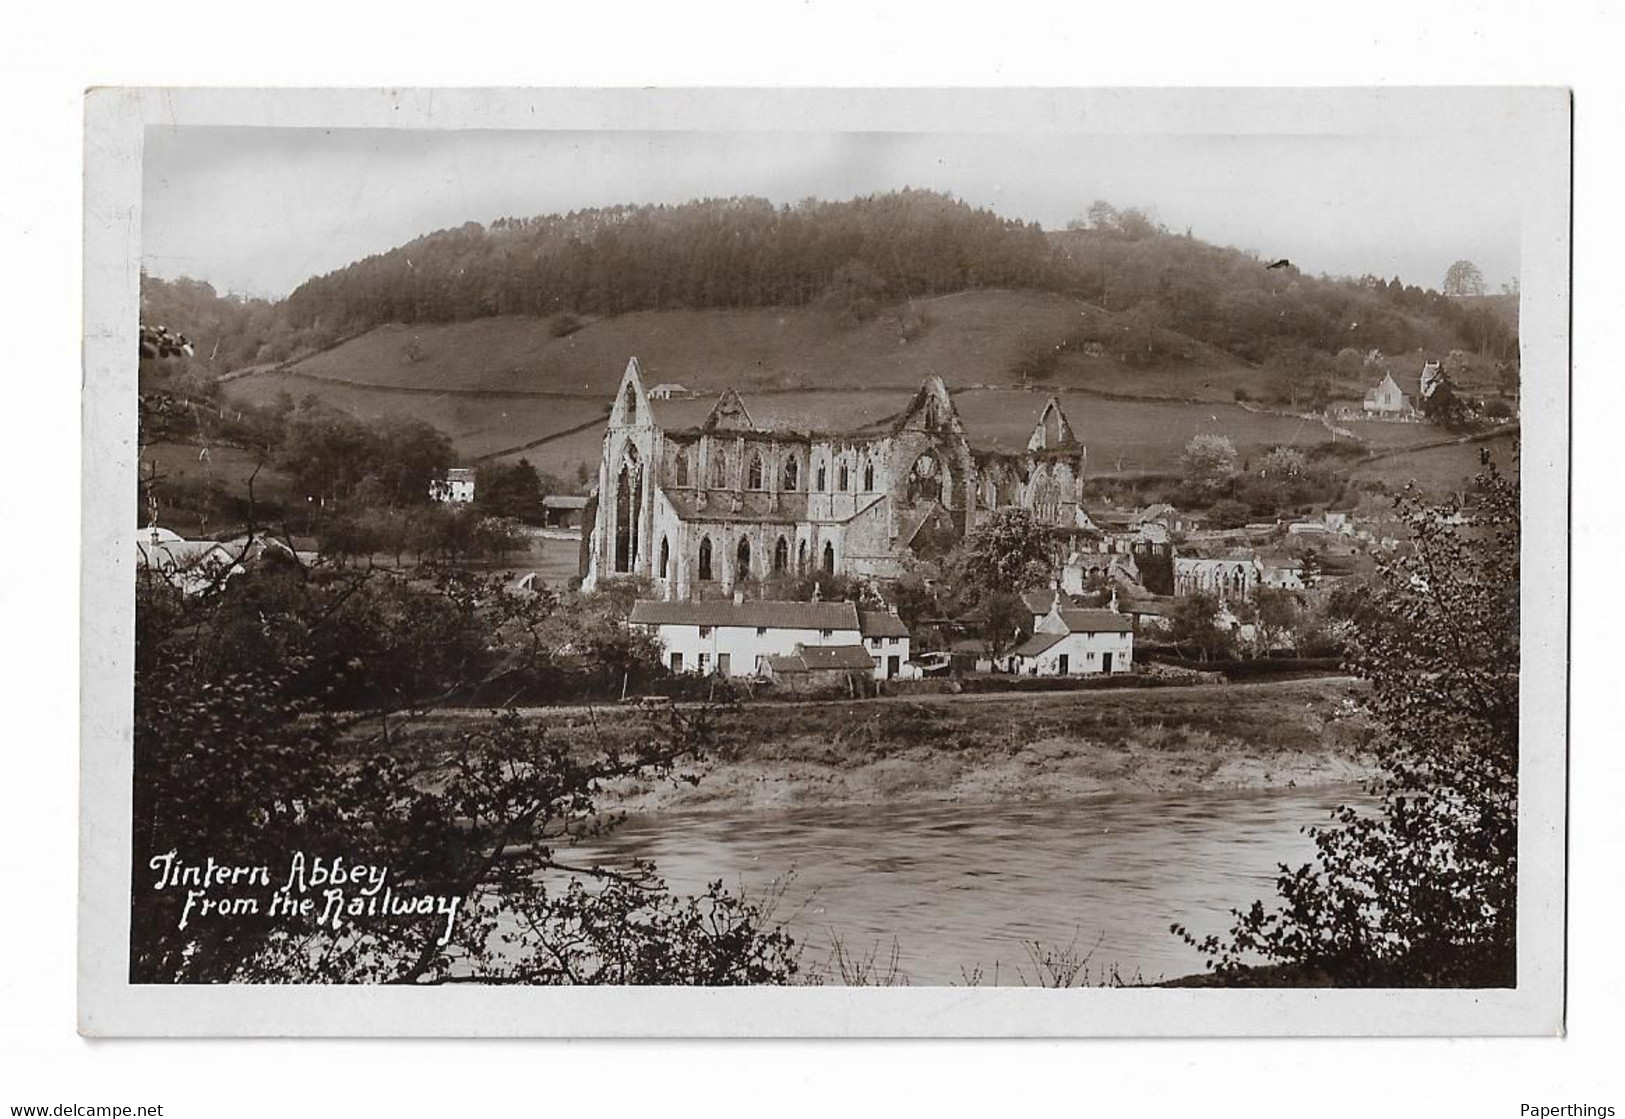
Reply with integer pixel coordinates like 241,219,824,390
582,358,1090,599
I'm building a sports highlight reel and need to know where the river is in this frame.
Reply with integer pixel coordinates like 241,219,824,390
574,784,1374,985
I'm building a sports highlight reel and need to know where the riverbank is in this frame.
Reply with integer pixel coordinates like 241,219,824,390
591,678,1380,816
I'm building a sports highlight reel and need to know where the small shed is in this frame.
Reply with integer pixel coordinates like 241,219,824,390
542,494,590,529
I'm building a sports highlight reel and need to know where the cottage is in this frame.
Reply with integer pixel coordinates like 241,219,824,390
1003,598,1134,676
1020,587,1074,629
1362,360,1442,417
858,608,912,679
628,596,862,677
430,467,476,504
135,526,243,595
647,383,689,400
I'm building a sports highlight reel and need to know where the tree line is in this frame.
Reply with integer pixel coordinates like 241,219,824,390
143,190,1518,381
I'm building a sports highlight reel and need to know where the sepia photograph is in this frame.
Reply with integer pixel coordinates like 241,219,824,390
78,86,1570,1036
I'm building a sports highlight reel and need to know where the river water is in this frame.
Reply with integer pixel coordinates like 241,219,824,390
574,784,1374,986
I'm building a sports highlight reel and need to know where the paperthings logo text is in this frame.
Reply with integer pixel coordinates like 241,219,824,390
147,852,464,945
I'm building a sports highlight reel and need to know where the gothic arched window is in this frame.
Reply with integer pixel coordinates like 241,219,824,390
863,460,874,492
672,447,690,488
774,535,789,573
797,539,808,572
747,452,765,491
708,449,727,489
658,536,670,580
822,541,836,575
838,462,849,492
698,537,713,581
815,457,827,492
782,455,800,492
736,537,752,581
622,383,638,424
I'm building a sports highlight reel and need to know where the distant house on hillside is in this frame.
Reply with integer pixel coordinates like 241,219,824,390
429,467,476,504
647,383,688,400
1363,360,1443,418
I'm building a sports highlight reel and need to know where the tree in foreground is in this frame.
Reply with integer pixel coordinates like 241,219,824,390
132,570,798,985
1175,459,1518,986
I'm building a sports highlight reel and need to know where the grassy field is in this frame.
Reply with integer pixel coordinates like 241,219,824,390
212,289,1514,494
240,289,1259,397
222,372,612,462
1349,428,1521,492
372,678,1378,815
956,389,1330,470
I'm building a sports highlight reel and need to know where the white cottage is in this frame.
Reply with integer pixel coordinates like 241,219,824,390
628,597,863,678
1003,598,1134,676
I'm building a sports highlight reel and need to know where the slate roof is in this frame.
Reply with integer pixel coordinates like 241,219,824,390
1021,588,1072,616
1057,608,1136,635
858,610,910,638
1010,631,1066,657
793,645,878,671
629,599,860,632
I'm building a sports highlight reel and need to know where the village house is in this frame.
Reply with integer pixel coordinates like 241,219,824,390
581,358,1091,597
135,526,243,595
1362,360,1442,418
858,608,912,680
1258,552,1307,590
1002,597,1135,676
647,383,689,400
429,467,476,504
627,596,867,678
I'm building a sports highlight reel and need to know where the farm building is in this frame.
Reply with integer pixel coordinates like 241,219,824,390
763,643,880,693
581,358,1091,597
542,494,589,529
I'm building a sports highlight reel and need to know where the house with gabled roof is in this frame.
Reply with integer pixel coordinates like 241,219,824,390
629,595,862,678
1002,596,1135,676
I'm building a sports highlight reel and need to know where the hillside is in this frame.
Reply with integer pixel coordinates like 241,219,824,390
221,290,1267,466
212,284,1515,494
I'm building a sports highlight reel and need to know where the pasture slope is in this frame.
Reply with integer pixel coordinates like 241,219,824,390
218,289,1512,492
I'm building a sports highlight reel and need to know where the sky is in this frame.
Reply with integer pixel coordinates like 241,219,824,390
141,126,1525,300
